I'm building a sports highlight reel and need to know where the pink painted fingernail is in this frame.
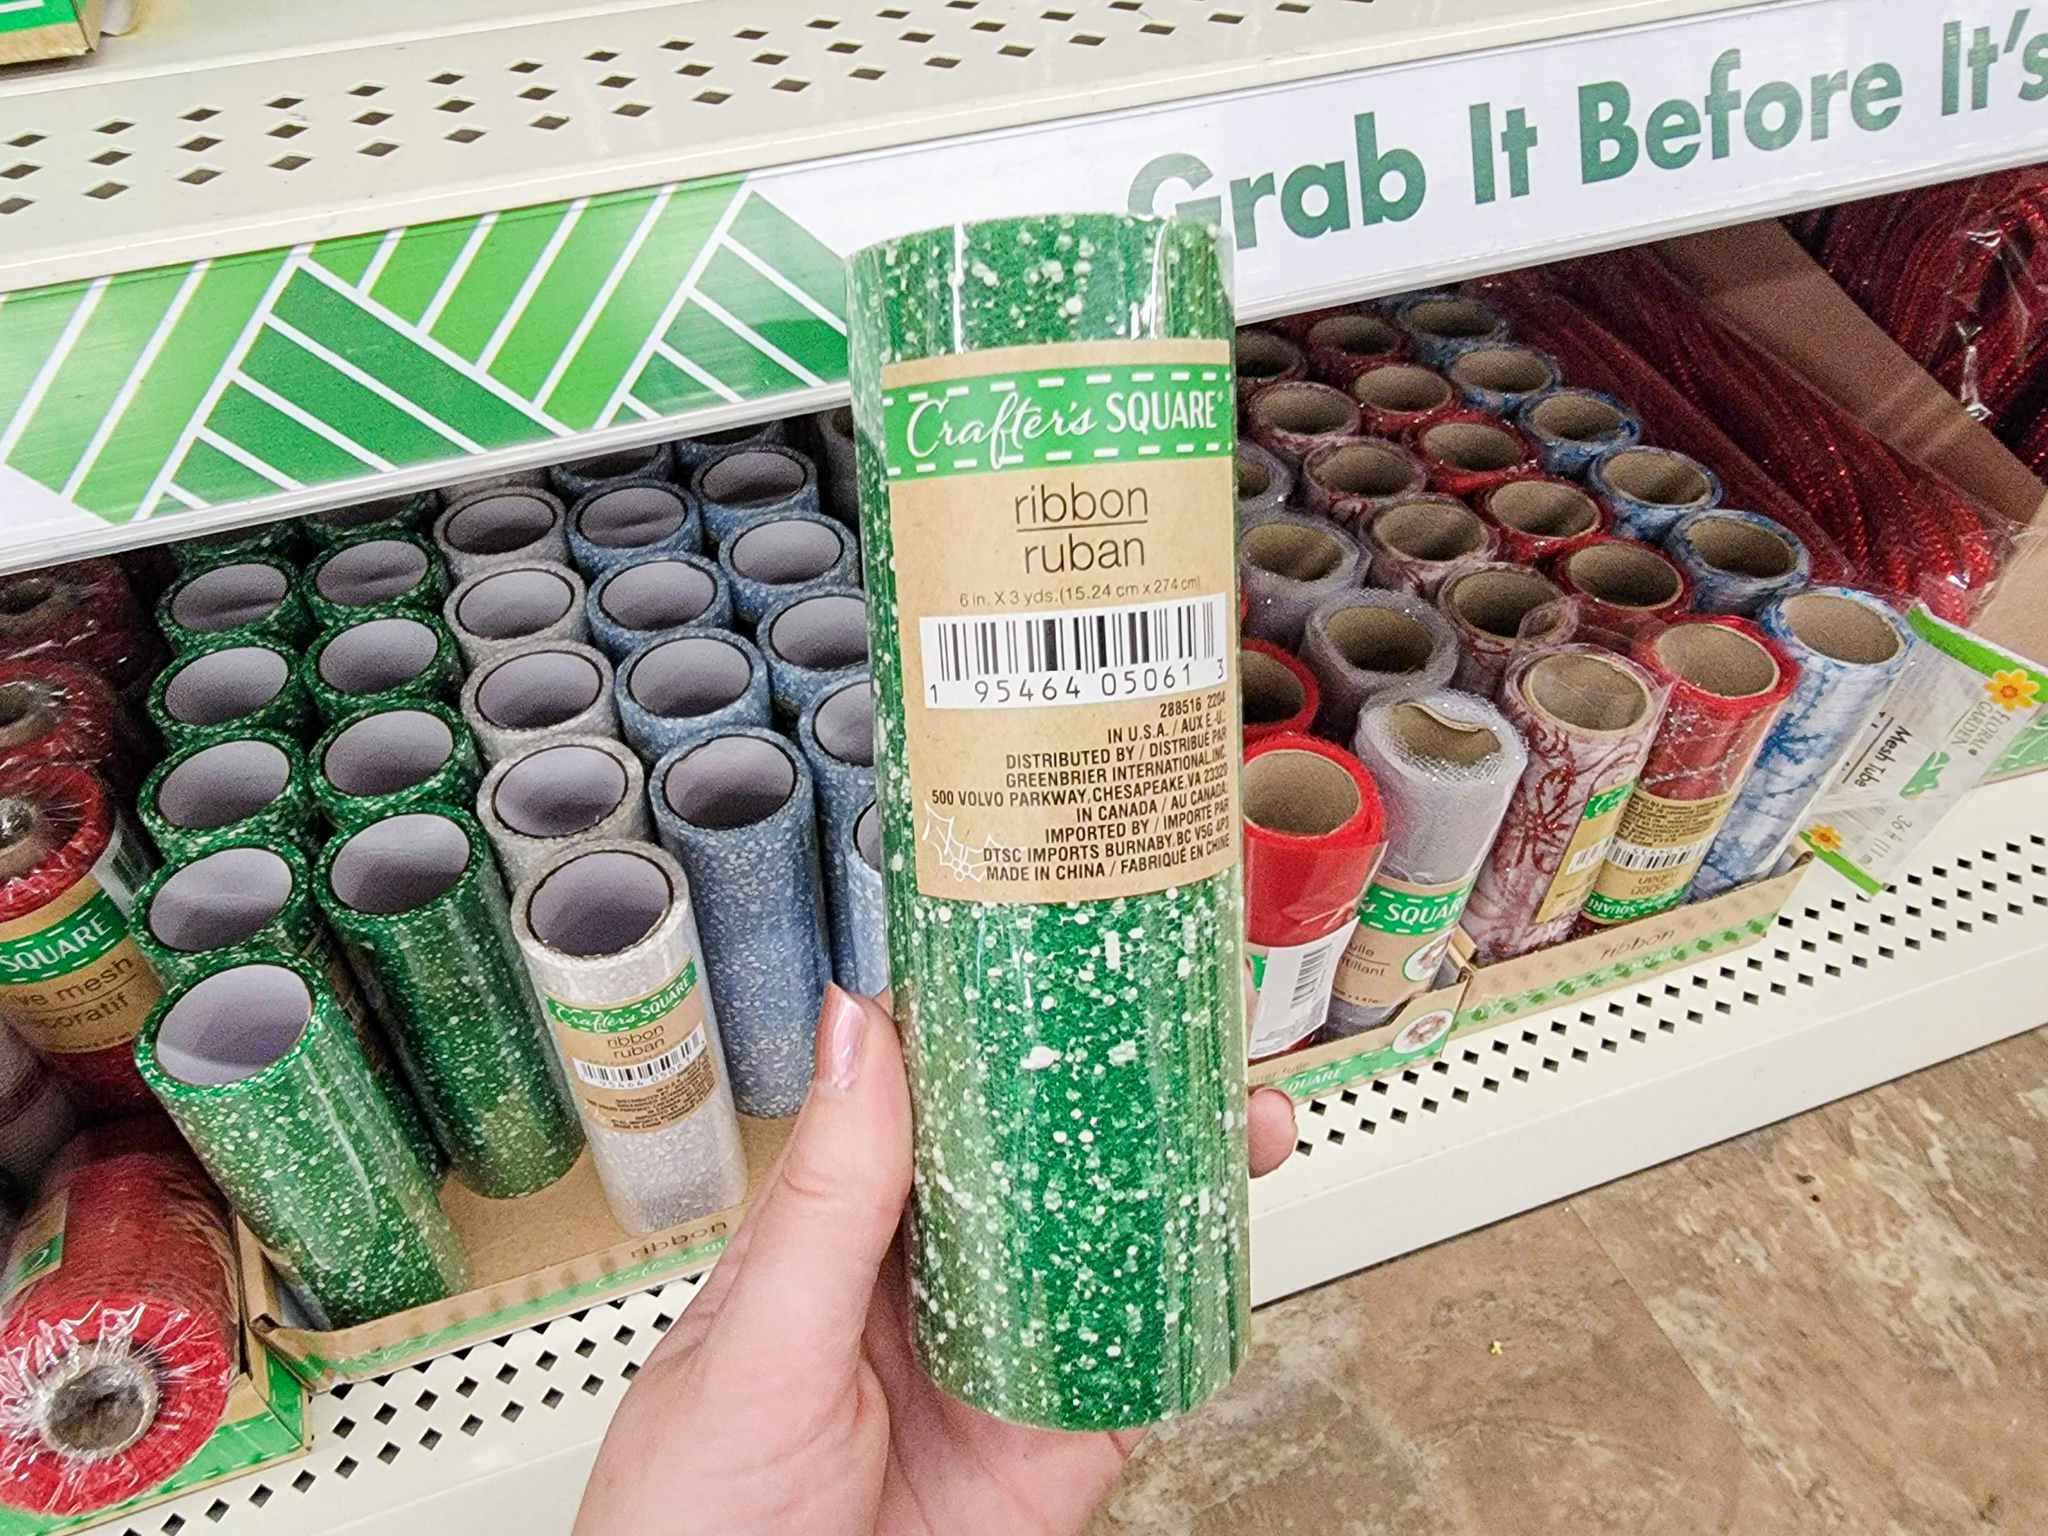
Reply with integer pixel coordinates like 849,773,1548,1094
817,984,869,1095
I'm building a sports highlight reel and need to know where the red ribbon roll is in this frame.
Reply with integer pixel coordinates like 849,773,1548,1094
0,560,160,695
1240,641,1320,745
1407,409,1543,500
0,661,147,801
0,764,157,1118
0,1121,238,1516
1301,310,1411,388
1546,535,1696,651
1348,363,1461,440
1478,476,1612,565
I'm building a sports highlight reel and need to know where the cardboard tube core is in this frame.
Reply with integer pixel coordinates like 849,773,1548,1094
666,735,798,830
769,593,867,669
578,485,689,549
1449,346,1551,394
494,744,631,841
1243,522,1346,582
457,567,578,641
1602,448,1711,507
316,540,429,606
1781,592,1903,667
1235,330,1301,382
529,847,669,958
1243,748,1360,837
155,963,311,1085
476,649,603,731
445,493,558,556
814,680,876,767
1685,516,1797,579
1526,651,1653,734
172,564,288,633
1307,313,1401,355
600,560,715,631
1252,383,1355,435
1448,568,1565,640
1235,454,1274,499
701,449,805,507
1567,544,1682,609
42,1355,157,1461
1387,702,1501,768
155,739,290,830
1374,500,1489,561
1529,392,1625,442
1327,606,1432,672
148,847,293,952
731,519,844,584
1488,479,1597,538
323,709,455,796
1420,421,1521,472
1404,298,1500,343
1312,443,1419,497
1352,364,1453,414
164,648,290,727
1241,650,1307,725
319,617,440,695
330,812,470,915
630,634,752,718
1655,623,1780,700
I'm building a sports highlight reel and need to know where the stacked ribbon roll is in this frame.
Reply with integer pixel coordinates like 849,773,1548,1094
0,660,146,798
1240,640,1320,745
1300,587,1461,742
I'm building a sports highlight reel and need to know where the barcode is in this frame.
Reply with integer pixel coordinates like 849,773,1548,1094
573,1031,705,1092
1604,840,1707,874
1291,944,1336,1012
920,594,1229,710
1564,838,1617,876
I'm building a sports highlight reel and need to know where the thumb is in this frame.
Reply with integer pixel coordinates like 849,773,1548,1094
698,985,912,1393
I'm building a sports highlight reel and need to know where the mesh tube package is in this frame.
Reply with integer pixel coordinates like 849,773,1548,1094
1362,495,1502,599
847,213,1249,1429
0,1123,237,1516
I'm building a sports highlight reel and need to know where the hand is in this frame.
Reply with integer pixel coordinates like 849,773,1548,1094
576,984,1297,1536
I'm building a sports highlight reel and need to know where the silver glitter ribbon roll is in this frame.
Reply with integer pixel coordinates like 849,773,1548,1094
1236,441,1294,518
585,554,733,662
433,488,570,580
672,419,787,471
843,800,889,997
689,444,823,546
510,841,750,1235
757,586,870,726
477,735,651,890
460,639,619,765
1238,512,1363,650
649,729,832,1117
614,631,772,764
1328,690,1526,1034
1660,508,1813,617
565,480,703,577
796,673,877,987
1300,587,1460,743
1436,562,1575,698
719,513,860,629
547,442,676,503
444,562,590,670
1362,495,1503,599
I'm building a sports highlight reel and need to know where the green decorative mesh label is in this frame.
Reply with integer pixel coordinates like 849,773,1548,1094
543,962,697,1034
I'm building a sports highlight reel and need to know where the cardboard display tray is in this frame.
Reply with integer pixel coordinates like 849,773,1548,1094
1248,973,1468,1101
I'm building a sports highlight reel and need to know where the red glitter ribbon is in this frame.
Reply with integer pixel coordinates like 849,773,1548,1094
1477,476,1613,565
1407,409,1542,500
1544,535,1696,651
1349,363,1462,440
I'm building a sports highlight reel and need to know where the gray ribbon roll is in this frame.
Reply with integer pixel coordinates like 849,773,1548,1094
690,444,823,546
586,553,733,660
1236,441,1294,518
758,586,870,725
796,673,877,988
477,734,651,889
843,800,889,998
672,418,787,470
547,441,676,503
650,728,832,1117
460,639,619,765
1300,587,1461,742
566,479,703,577
614,631,772,764
510,841,750,1235
815,405,860,526
433,488,571,580
719,512,860,629
444,561,590,670
1238,513,1363,650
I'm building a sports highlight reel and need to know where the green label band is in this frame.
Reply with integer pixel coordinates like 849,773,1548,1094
1357,880,1474,936
1580,887,1686,924
881,362,1234,481
0,892,126,983
545,962,698,1034
1582,781,1635,821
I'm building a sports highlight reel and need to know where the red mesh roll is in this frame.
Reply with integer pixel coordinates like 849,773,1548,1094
0,561,160,696
0,764,157,1119
0,662,147,801
1407,409,1541,500
0,1120,237,1516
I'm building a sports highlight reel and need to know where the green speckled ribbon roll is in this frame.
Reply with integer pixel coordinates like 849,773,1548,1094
168,520,303,574
145,634,316,751
137,729,319,859
316,804,583,1198
303,613,464,726
131,834,443,1179
847,214,1249,1429
157,557,314,655
300,493,435,552
300,533,449,632
136,951,468,1329
310,700,484,831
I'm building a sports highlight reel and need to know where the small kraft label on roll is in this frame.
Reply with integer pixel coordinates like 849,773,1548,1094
882,341,1240,905
1530,779,1636,926
1582,788,1736,925
1335,874,1472,1009
542,961,717,1135
1248,925,1353,1059
0,832,160,1056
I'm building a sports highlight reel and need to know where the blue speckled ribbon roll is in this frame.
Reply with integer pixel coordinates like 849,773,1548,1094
690,444,823,546
586,554,733,661
614,631,772,764
1446,344,1560,417
565,480,703,577
757,586,869,725
843,800,889,997
1661,508,1812,617
796,673,877,988
672,419,787,471
547,442,676,503
1693,586,1911,897
650,728,832,1117
719,513,860,629
1516,388,1643,478
1587,446,1723,542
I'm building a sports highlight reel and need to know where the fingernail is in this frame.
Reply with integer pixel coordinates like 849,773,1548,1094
817,984,869,1096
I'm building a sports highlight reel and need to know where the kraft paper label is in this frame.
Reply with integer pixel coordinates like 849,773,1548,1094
1530,779,1635,926
1248,925,1353,1059
0,836,161,1055
0,1190,64,1305
543,962,716,1135
1335,873,1473,1009
1582,788,1736,925
882,340,1240,905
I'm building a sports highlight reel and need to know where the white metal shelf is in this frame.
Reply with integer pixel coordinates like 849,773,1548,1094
101,774,2048,1536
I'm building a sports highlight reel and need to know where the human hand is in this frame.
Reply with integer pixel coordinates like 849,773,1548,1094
575,984,1297,1536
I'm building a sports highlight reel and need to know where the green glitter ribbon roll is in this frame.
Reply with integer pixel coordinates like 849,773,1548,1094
168,519,303,574
131,833,443,1179
300,492,436,552
846,214,1250,1429
157,556,315,655
302,613,465,726
310,700,485,831
136,950,469,1329
316,803,583,1198
137,728,320,860
145,634,316,751
300,532,450,632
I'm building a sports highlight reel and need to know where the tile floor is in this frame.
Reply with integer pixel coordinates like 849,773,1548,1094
1094,1026,2048,1535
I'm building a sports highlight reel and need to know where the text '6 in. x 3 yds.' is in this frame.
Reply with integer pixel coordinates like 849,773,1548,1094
883,340,1240,905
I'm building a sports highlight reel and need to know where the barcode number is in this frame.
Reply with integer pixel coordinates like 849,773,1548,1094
1603,839,1706,874
921,595,1229,710
574,1030,705,1092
